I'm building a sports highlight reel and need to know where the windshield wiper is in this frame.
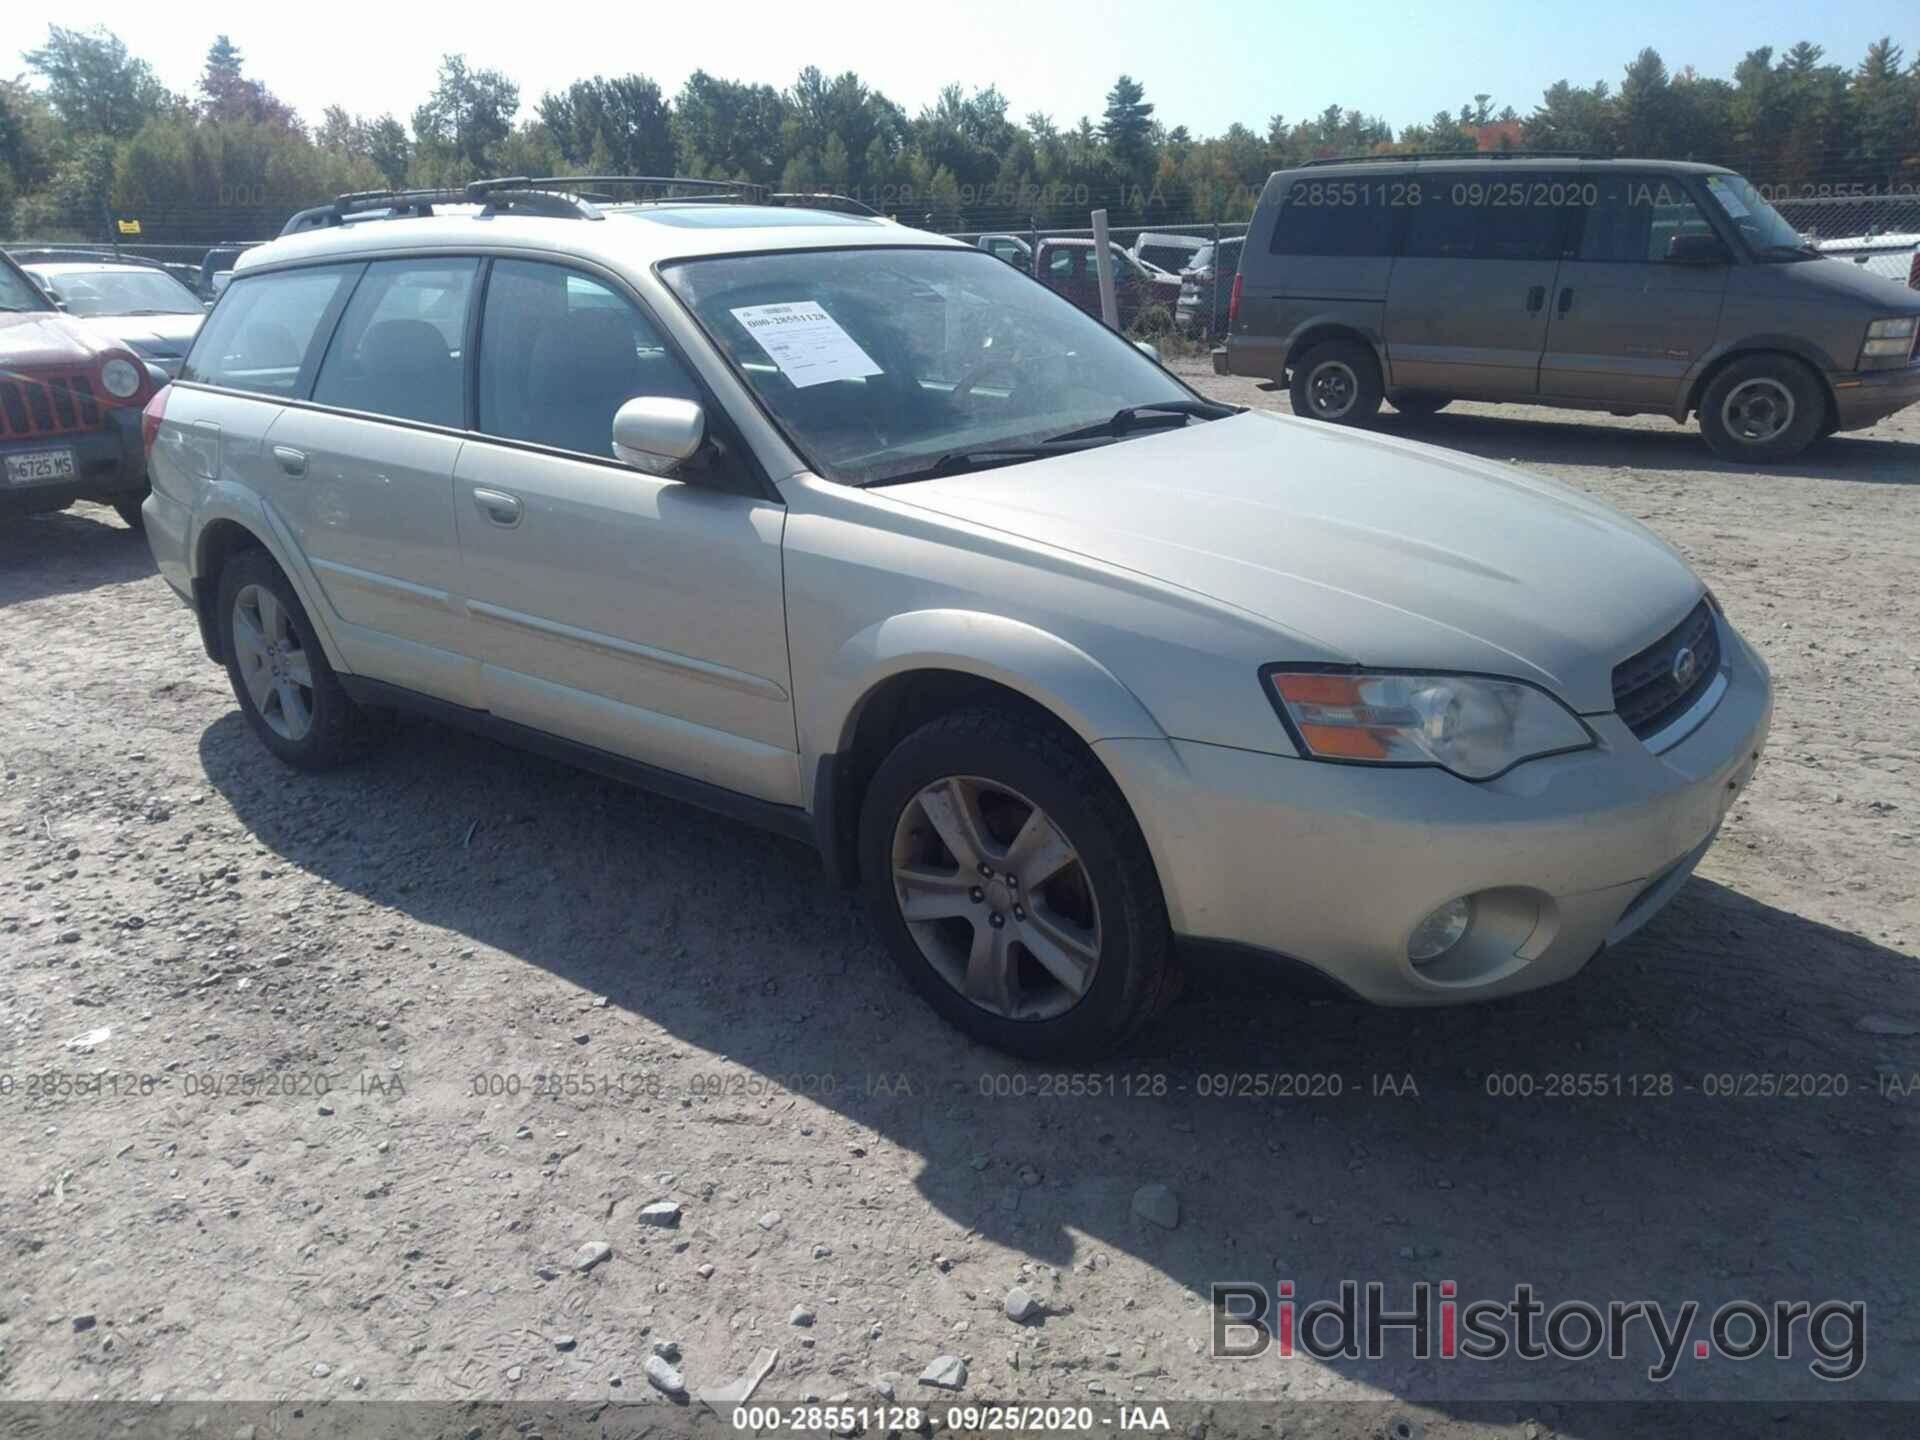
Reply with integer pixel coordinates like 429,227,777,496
1041,398,1238,445
866,446,1062,486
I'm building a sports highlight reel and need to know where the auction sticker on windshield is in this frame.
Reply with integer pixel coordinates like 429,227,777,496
729,301,882,388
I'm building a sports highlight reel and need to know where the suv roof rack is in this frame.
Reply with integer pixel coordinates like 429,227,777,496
1301,149,1605,166
279,174,774,237
5,246,170,269
767,191,879,216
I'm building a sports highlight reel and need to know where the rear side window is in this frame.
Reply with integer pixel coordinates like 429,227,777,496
1270,178,1399,256
181,265,358,396
1402,172,1571,261
475,259,701,458
312,258,477,427
1578,176,1717,263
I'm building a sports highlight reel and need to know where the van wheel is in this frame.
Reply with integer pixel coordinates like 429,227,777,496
217,549,376,771
1390,393,1450,417
1290,340,1382,424
858,706,1174,1059
1698,355,1824,463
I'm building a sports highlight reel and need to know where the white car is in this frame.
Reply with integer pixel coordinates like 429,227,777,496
141,180,1772,1057
1814,231,1920,290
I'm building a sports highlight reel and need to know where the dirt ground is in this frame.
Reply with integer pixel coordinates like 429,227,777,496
3,378,1917,1439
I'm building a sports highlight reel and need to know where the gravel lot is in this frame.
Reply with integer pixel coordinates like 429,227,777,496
3,375,1917,1437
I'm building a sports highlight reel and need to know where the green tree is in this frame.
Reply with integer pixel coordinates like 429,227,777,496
199,34,301,131
1099,75,1154,173
538,75,675,176
412,54,520,182
23,25,170,139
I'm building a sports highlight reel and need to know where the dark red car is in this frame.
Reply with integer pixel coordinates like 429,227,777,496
1,249,161,528
1031,238,1182,329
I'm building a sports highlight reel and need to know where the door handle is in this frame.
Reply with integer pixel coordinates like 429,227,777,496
1526,284,1546,313
472,487,523,528
271,445,307,477
1557,286,1574,316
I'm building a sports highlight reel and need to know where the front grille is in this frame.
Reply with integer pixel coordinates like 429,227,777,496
0,372,103,439
1611,599,1720,740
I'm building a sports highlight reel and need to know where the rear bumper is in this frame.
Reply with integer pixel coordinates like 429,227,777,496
0,408,145,516
1831,362,1920,431
1098,613,1772,1006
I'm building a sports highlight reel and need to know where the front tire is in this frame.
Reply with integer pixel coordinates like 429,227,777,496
1289,339,1383,425
218,549,375,770
1698,355,1825,463
857,707,1174,1059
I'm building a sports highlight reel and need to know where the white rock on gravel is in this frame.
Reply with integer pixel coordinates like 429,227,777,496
1132,1183,1180,1229
638,1202,682,1228
1004,1285,1042,1322
574,1241,613,1272
645,1354,686,1396
757,1210,783,1230
919,1354,967,1390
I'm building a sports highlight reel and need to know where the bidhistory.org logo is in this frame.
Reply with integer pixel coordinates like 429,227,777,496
1211,1281,1866,1382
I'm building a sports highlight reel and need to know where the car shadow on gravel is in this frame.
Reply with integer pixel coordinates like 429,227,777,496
0,503,154,609
200,710,1919,1408
1372,410,1920,485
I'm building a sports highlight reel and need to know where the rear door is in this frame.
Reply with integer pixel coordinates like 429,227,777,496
1538,174,1731,407
454,258,797,805
263,256,479,704
1385,170,1574,398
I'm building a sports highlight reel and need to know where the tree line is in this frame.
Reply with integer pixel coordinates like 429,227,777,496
2,25,1916,245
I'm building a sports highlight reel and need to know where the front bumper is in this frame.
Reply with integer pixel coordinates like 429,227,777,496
1099,613,1773,1005
0,407,146,517
1831,361,1920,431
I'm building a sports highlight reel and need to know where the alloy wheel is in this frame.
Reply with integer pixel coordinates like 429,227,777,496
231,583,314,741
890,775,1103,1021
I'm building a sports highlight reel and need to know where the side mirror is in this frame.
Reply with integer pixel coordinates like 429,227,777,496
203,300,215,311
612,396,706,474
1667,233,1731,265
1134,340,1162,362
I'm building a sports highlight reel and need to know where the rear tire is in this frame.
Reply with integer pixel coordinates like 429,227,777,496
1389,393,1451,418
1289,339,1382,425
112,490,147,531
218,549,375,771
1698,355,1825,463
857,706,1174,1059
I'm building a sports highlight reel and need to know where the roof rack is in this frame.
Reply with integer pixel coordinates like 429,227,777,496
478,175,769,201
279,174,776,237
767,191,879,216
5,246,170,270
1301,149,1605,166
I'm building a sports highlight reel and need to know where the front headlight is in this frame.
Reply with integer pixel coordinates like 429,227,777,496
99,357,143,399
1860,316,1918,369
1264,669,1594,781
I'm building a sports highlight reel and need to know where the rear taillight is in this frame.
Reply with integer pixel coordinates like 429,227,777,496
1908,250,1919,291
1228,272,1243,329
141,384,169,456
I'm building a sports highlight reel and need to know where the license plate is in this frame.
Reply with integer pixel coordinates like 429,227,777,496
5,448,77,486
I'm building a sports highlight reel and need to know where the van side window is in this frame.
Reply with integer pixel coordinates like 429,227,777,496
180,265,358,396
311,258,478,427
476,259,701,458
1269,181,1397,256
1578,177,1718,263
1403,173,1568,261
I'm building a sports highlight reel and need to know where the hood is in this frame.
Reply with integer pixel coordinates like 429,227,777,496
0,308,128,369
1777,254,1920,310
886,411,1705,713
77,311,204,361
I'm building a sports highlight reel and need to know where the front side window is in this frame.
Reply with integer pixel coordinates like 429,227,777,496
181,264,359,397
1578,176,1718,263
312,258,477,427
35,267,204,316
662,246,1196,487
476,259,701,458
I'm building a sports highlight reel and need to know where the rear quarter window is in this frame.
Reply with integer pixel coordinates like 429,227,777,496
182,265,359,397
1270,176,1403,256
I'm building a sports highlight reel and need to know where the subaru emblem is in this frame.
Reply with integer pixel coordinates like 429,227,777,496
1671,645,1698,689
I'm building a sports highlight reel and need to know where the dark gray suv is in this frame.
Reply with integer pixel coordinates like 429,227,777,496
1215,157,1920,462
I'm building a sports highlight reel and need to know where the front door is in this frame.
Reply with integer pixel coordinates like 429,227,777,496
454,259,798,806
1385,170,1573,399
1538,174,1730,409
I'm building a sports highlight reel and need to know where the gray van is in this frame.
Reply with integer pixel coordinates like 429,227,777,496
1216,157,1920,462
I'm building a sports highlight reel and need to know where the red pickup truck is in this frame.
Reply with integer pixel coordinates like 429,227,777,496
1,249,159,528
1029,238,1182,329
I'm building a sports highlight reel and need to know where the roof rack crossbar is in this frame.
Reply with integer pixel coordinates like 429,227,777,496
470,174,767,200
466,186,604,221
1301,149,1606,166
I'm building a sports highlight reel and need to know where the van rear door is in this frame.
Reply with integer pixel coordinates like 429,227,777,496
1538,173,1729,409
1384,168,1572,399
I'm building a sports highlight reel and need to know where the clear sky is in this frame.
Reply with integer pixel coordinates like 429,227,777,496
22,0,1909,138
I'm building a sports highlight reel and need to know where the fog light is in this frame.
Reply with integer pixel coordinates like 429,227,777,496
1408,897,1472,964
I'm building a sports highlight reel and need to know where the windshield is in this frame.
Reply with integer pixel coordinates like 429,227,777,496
1701,174,1810,256
37,267,203,315
662,247,1195,486
0,261,54,312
